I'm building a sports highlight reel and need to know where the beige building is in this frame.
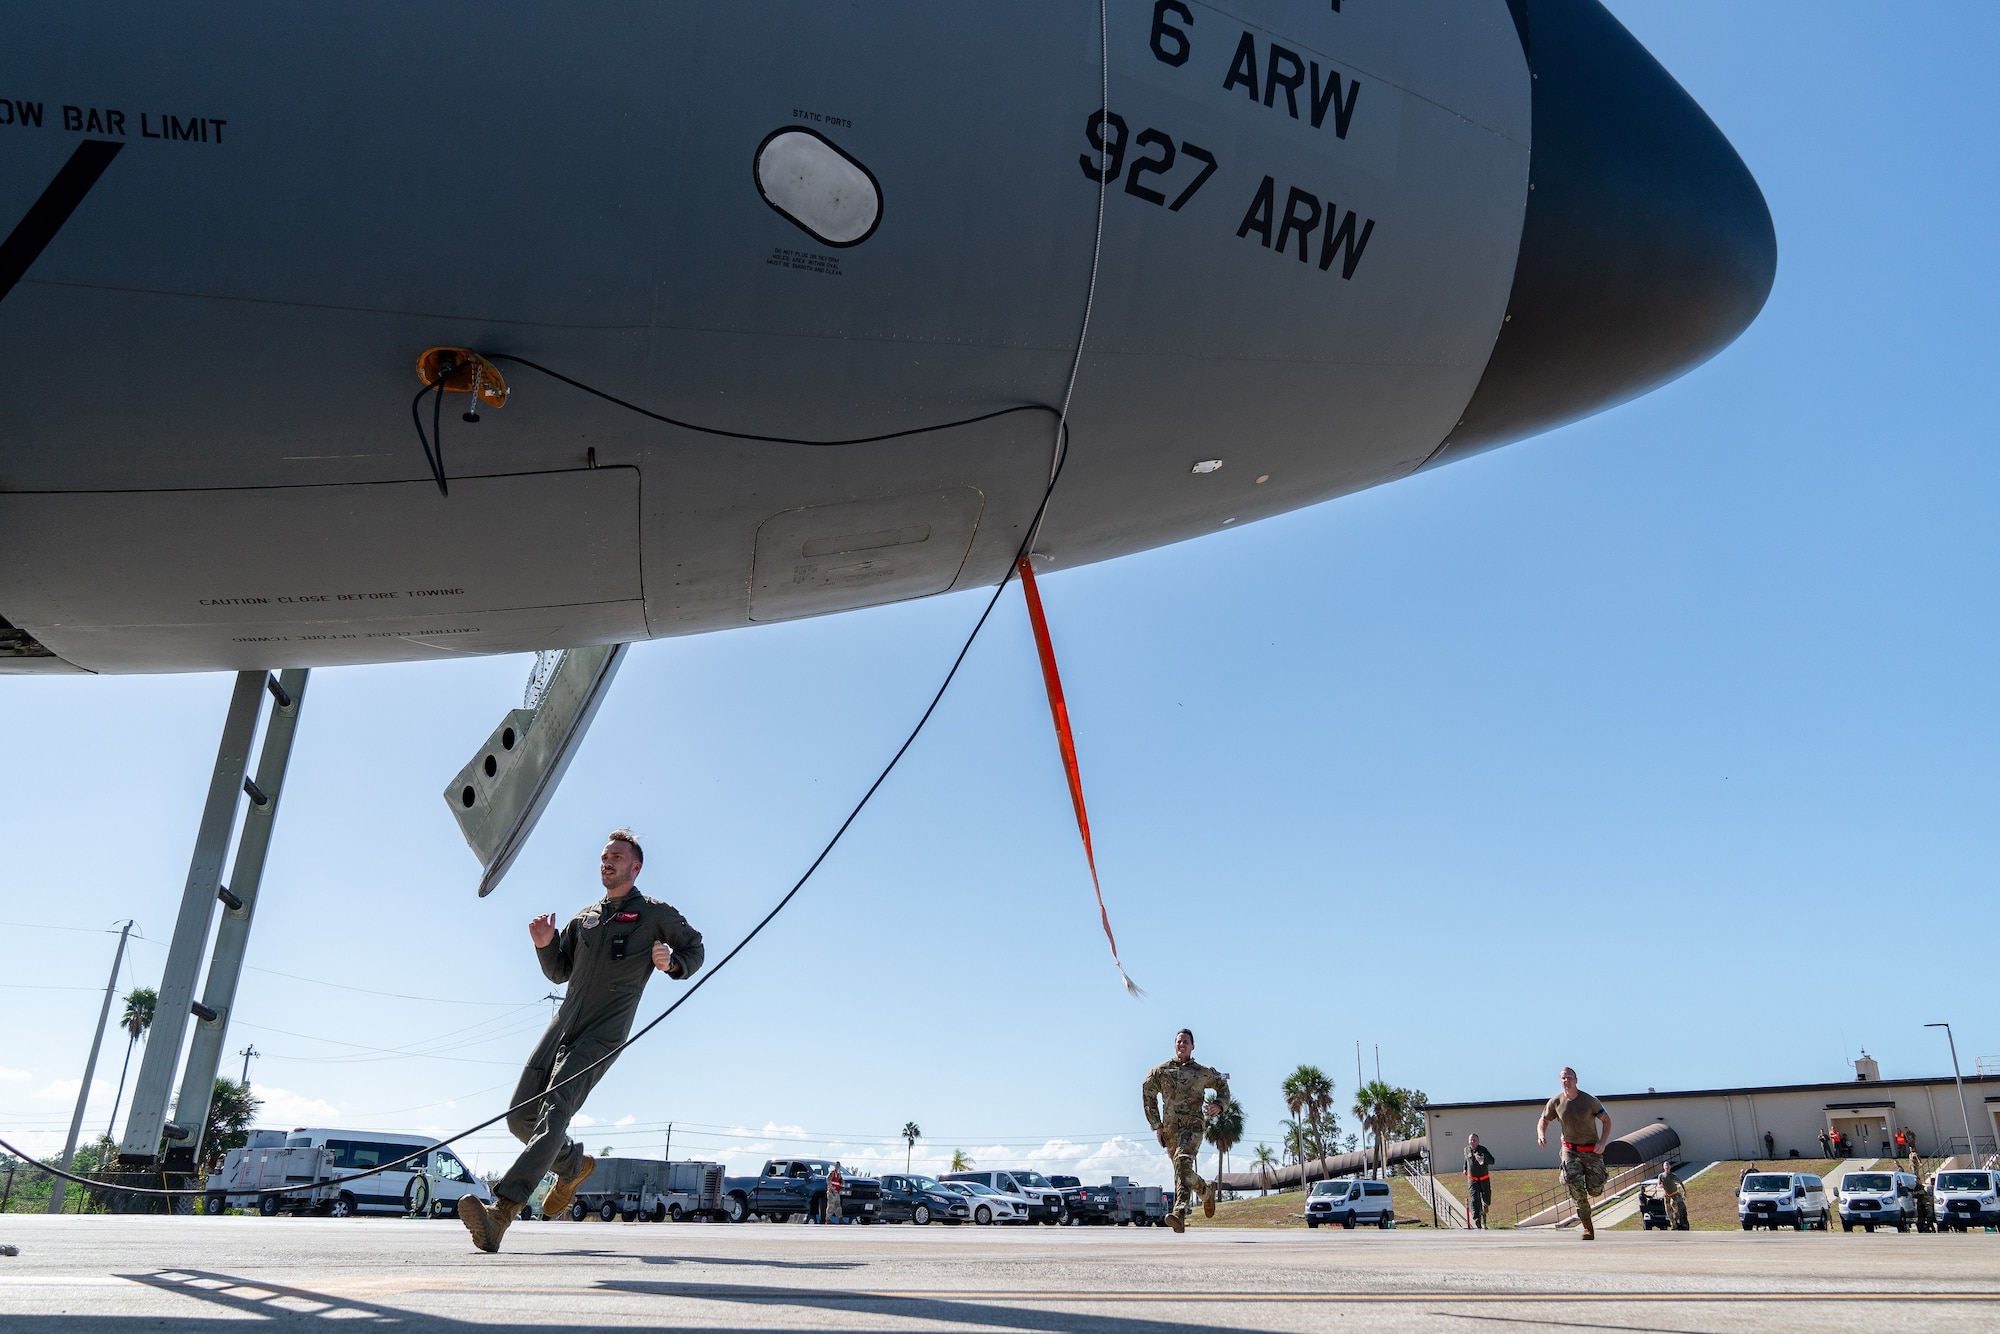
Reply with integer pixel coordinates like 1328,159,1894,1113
1426,1063,1999,1171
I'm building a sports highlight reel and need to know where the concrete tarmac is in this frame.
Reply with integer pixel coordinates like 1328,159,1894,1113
1,1215,1995,1332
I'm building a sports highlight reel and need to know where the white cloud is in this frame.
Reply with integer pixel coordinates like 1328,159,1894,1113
613,1114,636,1126
247,1086,342,1126
571,1113,599,1127
0,1067,32,1082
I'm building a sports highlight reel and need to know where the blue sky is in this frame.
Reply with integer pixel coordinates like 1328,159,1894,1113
5,2,1996,1186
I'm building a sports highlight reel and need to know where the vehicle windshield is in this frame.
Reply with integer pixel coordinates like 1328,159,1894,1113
1743,1175,1793,1193
1049,1176,1080,1188
1843,1174,1892,1192
910,1176,944,1192
1010,1171,1052,1188
1937,1173,1991,1191
1310,1181,1346,1196
958,1181,1000,1195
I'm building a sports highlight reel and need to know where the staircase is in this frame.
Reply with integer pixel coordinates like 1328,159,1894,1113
1397,1161,1469,1229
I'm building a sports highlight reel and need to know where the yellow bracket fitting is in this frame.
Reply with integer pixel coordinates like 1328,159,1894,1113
416,347,510,410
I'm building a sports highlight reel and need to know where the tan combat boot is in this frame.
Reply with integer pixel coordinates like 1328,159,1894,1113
1202,1180,1217,1219
459,1194,523,1253
1168,1212,1185,1234
539,1156,597,1221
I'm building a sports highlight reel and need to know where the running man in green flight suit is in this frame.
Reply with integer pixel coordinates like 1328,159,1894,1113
459,830,704,1252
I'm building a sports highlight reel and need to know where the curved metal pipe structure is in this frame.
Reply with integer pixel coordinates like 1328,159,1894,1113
1215,1137,1429,1194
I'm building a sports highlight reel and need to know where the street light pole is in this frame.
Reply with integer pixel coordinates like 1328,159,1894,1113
1926,1023,1979,1164
49,920,134,1214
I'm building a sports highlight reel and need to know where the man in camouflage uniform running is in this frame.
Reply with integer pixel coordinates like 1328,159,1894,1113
1142,1027,1229,1234
1536,1065,1611,1240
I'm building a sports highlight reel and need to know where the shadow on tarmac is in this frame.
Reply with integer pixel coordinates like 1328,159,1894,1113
77,1267,1211,1334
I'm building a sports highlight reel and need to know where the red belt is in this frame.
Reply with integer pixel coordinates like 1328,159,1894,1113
1468,1173,1490,1182
1563,1141,1599,1153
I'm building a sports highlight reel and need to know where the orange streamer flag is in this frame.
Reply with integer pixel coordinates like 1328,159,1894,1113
1015,555,1142,997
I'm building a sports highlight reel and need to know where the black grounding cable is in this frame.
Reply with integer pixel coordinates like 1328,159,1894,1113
7,0,1114,1200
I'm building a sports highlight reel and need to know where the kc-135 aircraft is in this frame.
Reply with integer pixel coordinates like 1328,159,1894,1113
1,0,1772,677
5,1,1776,1166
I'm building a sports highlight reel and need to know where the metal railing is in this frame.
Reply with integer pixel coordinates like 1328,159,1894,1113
1397,1159,1469,1229
1514,1156,1667,1228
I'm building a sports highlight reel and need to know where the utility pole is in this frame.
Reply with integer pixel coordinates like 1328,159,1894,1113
238,1046,259,1087
1926,1023,1980,1164
664,1122,673,1163
49,921,133,1214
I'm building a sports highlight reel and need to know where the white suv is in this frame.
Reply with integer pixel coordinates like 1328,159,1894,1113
1305,1178,1395,1229
1738,1171,1830,1230
1933,1169,2000,1231
1838,1170,1920,1232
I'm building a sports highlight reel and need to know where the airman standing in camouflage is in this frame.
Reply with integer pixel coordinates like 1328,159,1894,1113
1142,1027,1229,1234
1536,1066,1611,1240
458,830,704,1252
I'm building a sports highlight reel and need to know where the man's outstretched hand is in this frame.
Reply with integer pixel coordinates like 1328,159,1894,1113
528,913,557,948
652,942,681,977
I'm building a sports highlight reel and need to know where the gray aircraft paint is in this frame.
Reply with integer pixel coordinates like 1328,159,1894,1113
0,1,1766,675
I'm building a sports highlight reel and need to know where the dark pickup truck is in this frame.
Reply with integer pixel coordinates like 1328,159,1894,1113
720,1158,881,1223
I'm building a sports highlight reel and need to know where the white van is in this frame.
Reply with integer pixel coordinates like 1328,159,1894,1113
1933,1169,1999,1231
1305,1178,1395,1229
276,1128,494,1218
1737,1171,1830,1230
1837,1170,1920,1232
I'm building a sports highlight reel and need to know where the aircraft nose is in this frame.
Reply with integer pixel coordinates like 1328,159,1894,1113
1426,0,1777,467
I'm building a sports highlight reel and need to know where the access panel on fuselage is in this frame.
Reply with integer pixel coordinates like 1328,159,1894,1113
0,468,643,673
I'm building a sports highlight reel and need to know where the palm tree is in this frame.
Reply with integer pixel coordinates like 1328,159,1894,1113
105,987,156,1141
1250,1143,1278,1196
1205,1096,1244,1189
1352,1080,1409,1180
948,1149,974,1172
1279,1118,1307,1179
902,1122,922,1174
200,1078,262,1175
1281,1065,1334,1186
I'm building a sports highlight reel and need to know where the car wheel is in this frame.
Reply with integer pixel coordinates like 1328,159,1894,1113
1341,1214,1356,1230
669,1203,685,1221
599,1201,617,1222
975,1205,992,1226
914,1204,932,1226
1841,1220,1852,1231
1307,1219,1318,1229
1864,1223,1875,1233
1378,1212,1393,1230
205,1192,227,1216
1793,1217,1806,1232
722,1195,748,1223
259,1195,281,1217
329,1193,358,1219
1742,1220,1753,1231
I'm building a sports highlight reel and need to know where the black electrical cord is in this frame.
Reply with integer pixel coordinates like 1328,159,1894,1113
411,351,1061,495
0,424,1073,1204
411,376,451,496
